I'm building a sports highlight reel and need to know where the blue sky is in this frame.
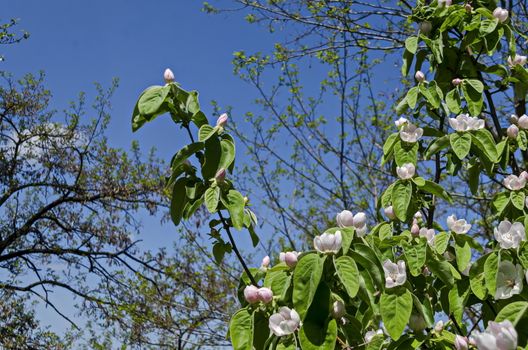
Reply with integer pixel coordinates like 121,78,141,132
2,0,281,337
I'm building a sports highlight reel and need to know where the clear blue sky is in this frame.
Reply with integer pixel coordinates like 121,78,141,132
2,0,280,337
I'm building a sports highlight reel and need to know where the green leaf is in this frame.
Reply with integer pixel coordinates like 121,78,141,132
334,256,360,298
465,79,484,93
472,129,498,162
392,181,412,222
264,268,290,300
519,242,528,269
204,186,220,213
138,85,170,116
170,142,204,170
383,133,400,156
453,234,471,272
394,140,418,166
427,258,454,287
293,253,325,320
350,243,385,290
192,111,209,128
462,81,483,116
469,254,489,300
406,87,419,109
511,191,525,211
434,232,450,255
403,239,427,277
468,162,481,195
495,301,528,326
223,190,246,230
484,252,499,297
170,177,188,226
299,283,337,350
405,37,418,54
425,135,450,159
450,132,472,160
417,180,453,203
198,124,218,142
253,311,270,350
448,279,470,324
380,289,413,340
219,138,236,170
479,19,498,35
445,89,462,114
230,308,253,350
402,49,414,77
186,91,200,114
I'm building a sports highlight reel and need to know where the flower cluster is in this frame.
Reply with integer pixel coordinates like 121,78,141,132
336,210,367,236
449,113,485,132
314,231,342,254
279,251,300,268
494,220,526,249
383,259,407,288
243,285,273,304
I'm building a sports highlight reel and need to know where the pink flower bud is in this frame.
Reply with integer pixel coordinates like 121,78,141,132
452,78,463,86
215,168,226,182
353,212,367,228
261,255,270,268
257,287,273,304
244,285,260,304
519,114,528,129
384,206,396,220
521,171,528,181
454,335,469,350
415,71,426,82
493,7,509,23
507,124,519,139
284,251,299,268
164,68,175,83
331,300,346,319
216,113,228,127
411,224,420,236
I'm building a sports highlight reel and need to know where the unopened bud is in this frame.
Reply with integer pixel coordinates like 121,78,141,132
452,78,463,86
244,196,249,204
519,114,528,129
510,114,519,125
507,124,519,139
261,255,270,268
164,68,175,83
419,21,432,34
257,287,273,304
280,251,300,268
353,212,367,228
411,224,420,236
434,320,444,333
216,113,228,127
415,71,426,83
454,335,469,350
464,4,473,13
493,7,509,23
331,300,346,319
244,285,260,304
438,0,452,7
384,206,396,220
409,313,426,332
414,211,423,220
215,168,226,182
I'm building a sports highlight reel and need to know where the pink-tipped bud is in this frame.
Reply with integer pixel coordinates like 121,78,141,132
216,113,228,127
452,78,463,86
507,124,519,139
411,224,420,236
280,251,300,268
464,4,473,13
519,115,528,129
164,68,175,83
384,206,396,220
434,320,444,333
493,7,509,23
257,287,273,304
454,335,469,350
414,211,423,220
521,171,528,181
261,255,270,268
331,300,346,319
415,71,426,83
510,114,519,125
215,168,226,182
244,285,260,304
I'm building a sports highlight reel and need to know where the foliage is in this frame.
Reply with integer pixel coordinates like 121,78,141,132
134,0,528,349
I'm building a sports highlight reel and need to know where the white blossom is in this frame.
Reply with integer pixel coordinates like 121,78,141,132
336,210,367,236
503,174,526,190
395,117,408,128
449,114,485,132
508,54,527,67
507,124,519,138
455,335,469,350
244,285,260,304
396,163,415,180
447,214,471,234
257,287,273,304
261,255,270,268
495,261,523,300
314,231,342,254
383,259,407,288
336,210,354,227
470,320,517,350
279,251,300,268
399,122,423,143
384,206,396,220
415,70,426,82
269,307,301,337
493,7,509,23
216,113,228,127
434,320,444,333
419,228,435,246
494,220,526,249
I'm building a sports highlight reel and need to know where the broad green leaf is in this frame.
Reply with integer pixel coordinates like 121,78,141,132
448,279,470,324
427,258,454,287
434,232,450,255
170,177,188,226
392,181,412,222
380,289,413,340
493,192,510,216
402,49,414,77
403,239,427,277
253,311,270,350
394,141,418,166
192,111,209,128
472,129,498,162
137,85,170,116
334,256,360,298
412,176,425,187
198,124,218,142
383,133,400,156
511,191,525,211
454,235,471,272
479,18,498,35
223,190,246,230
405,37,418,54
440,9,464,32
186,91,200,114
468,162,480,195
465,79,484,93
299,283,337,350
264,268,290,300
350,243,385,290
219,138,236,170
450,132,472,160
204,186,220,213
519,242,528,269
202,137,222,180
469,254,489,300
293,253,325,320
170,142,204,170
417,180,453,203
425,135,450,159
462,82,483,116
230,308,253,350
406,87,419,109
445,89,461,114
495,301,528,326
484,252,499,297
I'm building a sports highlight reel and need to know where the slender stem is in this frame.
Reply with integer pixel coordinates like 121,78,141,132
427,114,444,228
219,210,258,286
450,314,464,336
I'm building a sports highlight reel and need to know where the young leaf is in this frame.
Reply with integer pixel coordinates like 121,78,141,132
230,308,254,350
170,177,188,226
403,239,427,277
380,289,413,340
204,186,220,213
392,181,412,222
293,253,325,320
299,283,337,350
469,254,489,300
450,132,472,160
334,256,360,298
223,190,246,230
